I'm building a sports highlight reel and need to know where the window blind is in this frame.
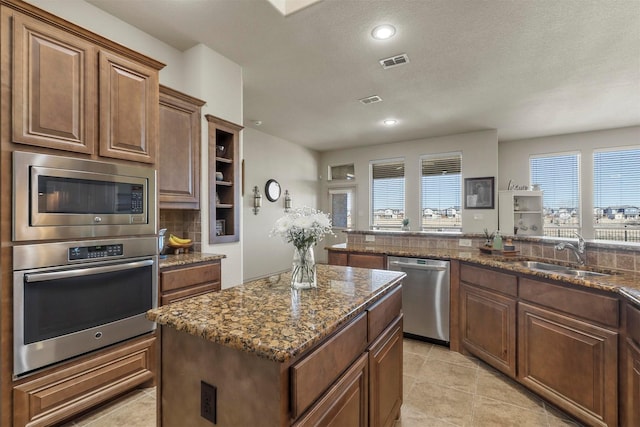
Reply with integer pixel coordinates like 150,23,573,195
530,154,580,229
420,155,461,230
371,161,405,229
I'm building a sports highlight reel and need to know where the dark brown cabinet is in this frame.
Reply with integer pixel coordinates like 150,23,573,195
8,7,162,163
159,260,221,305
207,114,242,243
459,264,517,377
518,301,618,427
623,303,640,426
368,316,403,427
460,283,516,377
158,85,205,209
327,250,386,269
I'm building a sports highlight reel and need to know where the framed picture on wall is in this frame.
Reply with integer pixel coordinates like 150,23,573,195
464,177,494,209
215,219,225,236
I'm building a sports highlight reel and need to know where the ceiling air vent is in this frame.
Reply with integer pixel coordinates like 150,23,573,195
379,53,409,69
359,95,383,105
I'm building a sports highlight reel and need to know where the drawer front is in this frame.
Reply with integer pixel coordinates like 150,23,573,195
349,253,385,270
160,282,220,305
291,313,368,419
367,285,402,342
13,336,155,427
627,303,640,346
160,262,220,292
460,263,517,297
520,277,619,328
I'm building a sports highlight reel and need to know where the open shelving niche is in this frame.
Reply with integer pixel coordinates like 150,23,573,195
498,190,544,236
206,114,243,243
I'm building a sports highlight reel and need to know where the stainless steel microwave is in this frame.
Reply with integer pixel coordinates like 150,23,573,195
13,151,156,241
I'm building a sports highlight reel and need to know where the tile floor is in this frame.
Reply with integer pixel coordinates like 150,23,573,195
62,338,583,426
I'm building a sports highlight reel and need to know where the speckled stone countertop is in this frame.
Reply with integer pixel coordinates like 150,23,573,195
328,243,640,307
147,265,405,362
159,252,226,269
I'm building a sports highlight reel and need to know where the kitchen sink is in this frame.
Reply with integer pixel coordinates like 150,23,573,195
507,260,610,278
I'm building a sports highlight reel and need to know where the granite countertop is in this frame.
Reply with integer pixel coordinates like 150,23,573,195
159,252,226,269
328,243,640,305
147,265,405,363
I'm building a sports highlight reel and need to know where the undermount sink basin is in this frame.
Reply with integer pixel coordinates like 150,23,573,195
507,261,610,278
509,261,573,272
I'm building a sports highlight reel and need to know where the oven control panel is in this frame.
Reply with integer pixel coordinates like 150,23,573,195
68,244,124,260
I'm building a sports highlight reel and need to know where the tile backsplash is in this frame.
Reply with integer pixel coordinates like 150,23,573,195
346,232,640,273
159,209,201,252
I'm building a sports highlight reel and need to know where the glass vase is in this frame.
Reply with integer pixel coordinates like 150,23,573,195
291,245,317,289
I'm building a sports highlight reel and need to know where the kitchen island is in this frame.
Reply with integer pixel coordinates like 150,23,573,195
147,264,405,427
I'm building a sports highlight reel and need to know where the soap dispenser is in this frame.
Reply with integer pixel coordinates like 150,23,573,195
492,230,503,250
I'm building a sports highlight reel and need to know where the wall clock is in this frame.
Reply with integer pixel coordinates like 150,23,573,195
265,179,281,202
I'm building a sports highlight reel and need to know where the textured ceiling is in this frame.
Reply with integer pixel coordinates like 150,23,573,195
87,0,640,151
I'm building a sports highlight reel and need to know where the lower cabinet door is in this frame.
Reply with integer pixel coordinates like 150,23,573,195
460,283,516,377
518,302,618,427
293,353,368,427
625,339,640,427
368,316,403,427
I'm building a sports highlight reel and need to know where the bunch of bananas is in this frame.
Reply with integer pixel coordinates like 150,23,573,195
168,234,192,246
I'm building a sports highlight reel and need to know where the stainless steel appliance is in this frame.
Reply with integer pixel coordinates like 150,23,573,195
13,237,158,377
387,257,450,344
13,151,156,241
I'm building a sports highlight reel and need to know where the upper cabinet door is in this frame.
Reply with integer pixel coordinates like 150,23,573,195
99,50,158,164
12,13,96,153
158,86,206,209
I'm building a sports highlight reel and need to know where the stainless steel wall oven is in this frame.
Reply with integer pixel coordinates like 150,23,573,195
13,237,158,377
13,151,156,241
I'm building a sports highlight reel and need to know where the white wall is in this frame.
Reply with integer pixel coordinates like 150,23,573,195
319,129,499,236
242,128,320,281
499,126,640,239
28,0,245,287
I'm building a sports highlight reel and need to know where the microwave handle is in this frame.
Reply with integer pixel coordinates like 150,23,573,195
24,259,154,283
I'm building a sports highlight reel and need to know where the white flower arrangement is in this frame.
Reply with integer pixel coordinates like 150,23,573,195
270,206,334,249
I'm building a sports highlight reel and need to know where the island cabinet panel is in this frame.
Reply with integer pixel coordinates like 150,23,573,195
518,301,618,427
293,354,368,427
13,335,155,427
159,260,221,305
459,283,516,377
368,316,403,427
11,12,96,153
291,313,368,419
367,285,402,341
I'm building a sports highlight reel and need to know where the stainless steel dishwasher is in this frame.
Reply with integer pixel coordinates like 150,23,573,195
387,256,450,344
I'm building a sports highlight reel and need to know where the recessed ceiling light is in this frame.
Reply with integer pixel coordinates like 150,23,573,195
383,119,397,126
371,24,396,40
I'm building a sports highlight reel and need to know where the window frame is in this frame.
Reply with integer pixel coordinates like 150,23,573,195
369,158,405,230
419,152,462,232
328,186,356,230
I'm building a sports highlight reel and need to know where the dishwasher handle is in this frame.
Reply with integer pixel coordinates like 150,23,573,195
388,260,448,271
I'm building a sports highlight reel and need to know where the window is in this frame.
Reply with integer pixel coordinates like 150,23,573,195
371,160,404,230
420,154,462,231
329,187,355,229
593,147,640,242
328,164,355,181
530,153,580,237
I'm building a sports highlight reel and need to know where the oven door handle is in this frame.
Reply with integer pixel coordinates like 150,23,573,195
24,259,154,283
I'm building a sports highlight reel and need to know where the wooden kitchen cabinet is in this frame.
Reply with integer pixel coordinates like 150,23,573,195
460,283,516,377
368,316,403,427
327,250,386,269
518,277,619,427
159,260,221,305
622,303,640,426
8,5,163,163
459,263,517,377
158,85,206,209
13,335,155,427
207,114,242,243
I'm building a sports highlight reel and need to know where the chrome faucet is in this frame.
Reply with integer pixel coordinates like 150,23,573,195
554,232,586,265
